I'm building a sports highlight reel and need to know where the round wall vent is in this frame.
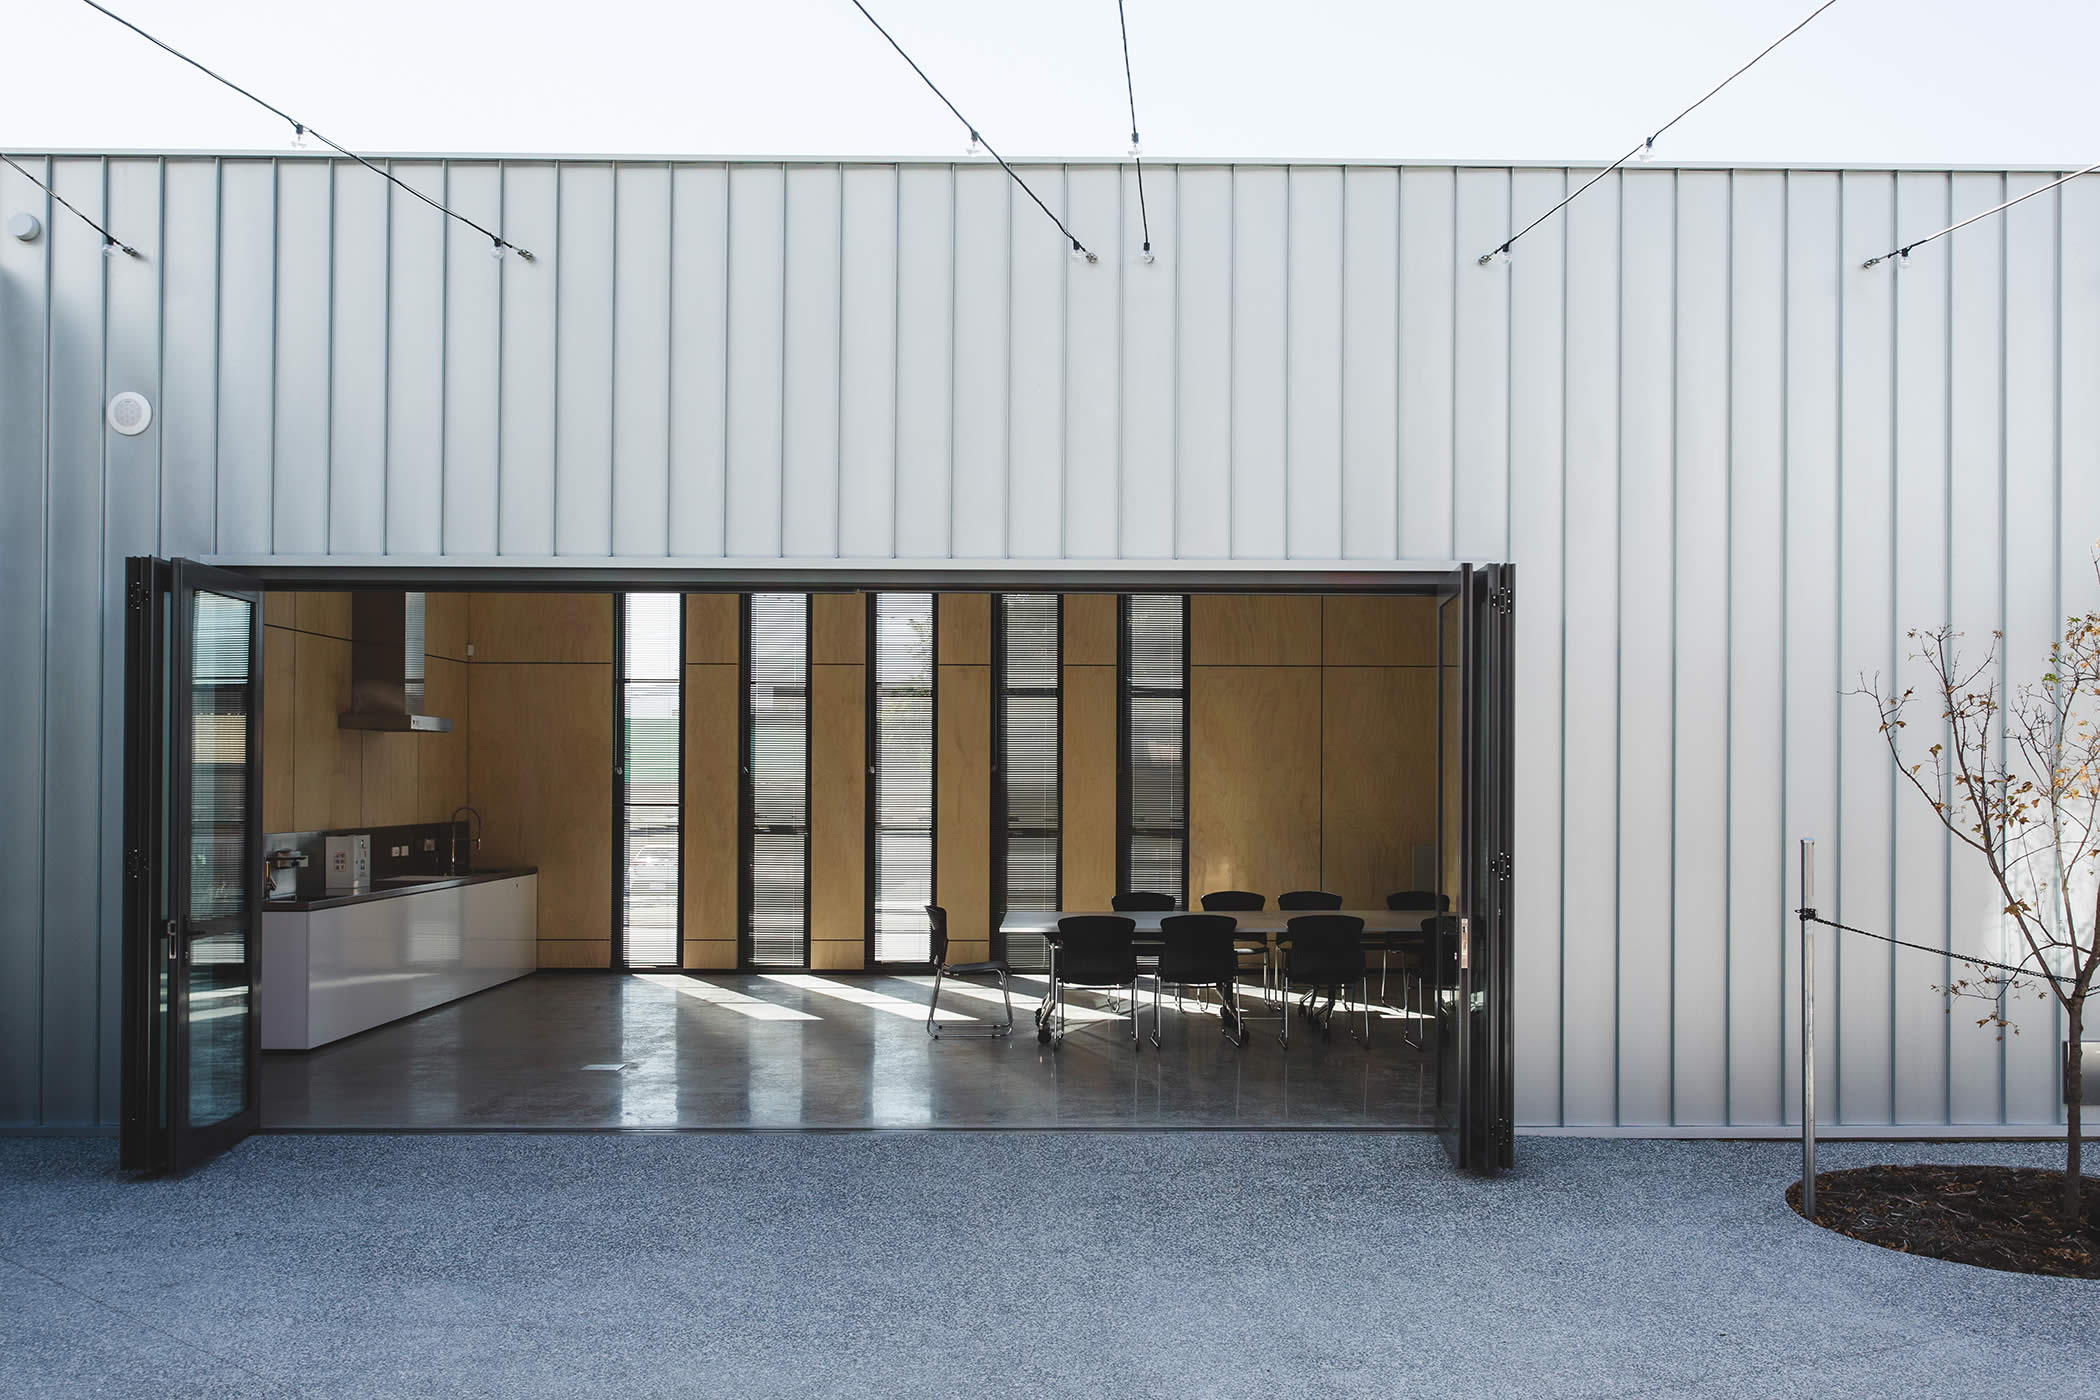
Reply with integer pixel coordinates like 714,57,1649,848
107,391,152,437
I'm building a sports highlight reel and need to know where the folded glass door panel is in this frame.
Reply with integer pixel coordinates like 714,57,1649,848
745,594,810,969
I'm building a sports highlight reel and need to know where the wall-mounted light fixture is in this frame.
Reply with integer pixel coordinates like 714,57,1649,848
107,391,152,437
6,212,41,242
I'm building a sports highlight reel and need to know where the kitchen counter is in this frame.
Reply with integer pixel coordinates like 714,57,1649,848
264,867,537,913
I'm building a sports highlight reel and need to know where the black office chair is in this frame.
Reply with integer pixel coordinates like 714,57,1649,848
1044,915,1140,1050
1277,890,1344,911
1200,891,1271,1006
1379,891,1448,1049
1146,914,1247,1047
1111,891,1177,912
1277,914,1369,1048
924,905,1014,1039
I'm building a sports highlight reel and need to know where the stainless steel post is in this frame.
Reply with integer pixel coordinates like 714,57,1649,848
1800,838,1817,1223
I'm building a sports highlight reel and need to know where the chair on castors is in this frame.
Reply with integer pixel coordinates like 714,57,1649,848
1277,914,1369,1048
924,905,1014,1039
1379,891,1448,1049
1045,915,1140,1050
1111,891,1177,912
1146,914,1248,1047
1200,891,1271,1006
1277,890,1344,911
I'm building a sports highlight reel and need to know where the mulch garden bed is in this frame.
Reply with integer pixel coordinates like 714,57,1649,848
1787,1164,2100,1278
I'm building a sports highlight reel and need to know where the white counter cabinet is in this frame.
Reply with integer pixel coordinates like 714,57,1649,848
261,873,537,1050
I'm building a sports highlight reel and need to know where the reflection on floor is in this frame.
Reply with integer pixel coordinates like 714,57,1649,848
261,971,1435,1130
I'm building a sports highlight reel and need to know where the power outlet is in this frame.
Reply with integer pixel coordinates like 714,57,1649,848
422,838,436,852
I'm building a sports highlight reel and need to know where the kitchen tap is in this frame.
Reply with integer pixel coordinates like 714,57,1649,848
450,806,484,874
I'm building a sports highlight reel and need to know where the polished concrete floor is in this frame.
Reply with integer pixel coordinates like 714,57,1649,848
261,970,1434,1130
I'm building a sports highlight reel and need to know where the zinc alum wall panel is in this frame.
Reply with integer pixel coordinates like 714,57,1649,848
895,166,954,559
42,158,107,1126
441,163,503,556
1946,171,2006,1125
1340,167,1399,561
1558,169,1619,1125
1397,166,1455,561
725,165,786,556
1007,172,1065,559
1782,171,1841,1130
1889,171,1953,1126
1173,166,1231,559
780,166,841,560
611,163,674,558
837,166,897,559
668,165,729,557
1065,166,1122,560
554,163,615,557
1835,171,1896,1126
0,155,46,1122
2064,177,2100,750
214,161,276,555
1726,171,1787,1126
271,159,331,556
1670,169,1730,1126
951,164,1010,557
2000,176,2064,1125
385,162,446,557
327,162,388,556
159,159,219,557
1284,166,1342,560
1616,168,1674,1127
1230,166,1287,560
497,163,559,555
1453,167,1511,561
1507,166,1566,1126
1118,163,1174,558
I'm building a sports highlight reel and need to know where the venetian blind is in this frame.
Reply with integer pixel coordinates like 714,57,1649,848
748,593,809,968
872,594,935,964
999,595,1059,972
619,594,681,968
1123,595,1187,906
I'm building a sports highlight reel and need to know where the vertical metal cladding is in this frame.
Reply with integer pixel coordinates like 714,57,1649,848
0,154,2090,1131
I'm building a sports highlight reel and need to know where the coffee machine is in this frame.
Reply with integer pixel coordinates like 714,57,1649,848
265,848,308,902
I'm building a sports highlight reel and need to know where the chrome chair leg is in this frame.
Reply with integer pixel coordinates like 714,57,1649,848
1278,973,1291,1048
926,966,944,1039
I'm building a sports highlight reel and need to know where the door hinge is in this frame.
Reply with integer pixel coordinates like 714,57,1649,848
125,848,148,881
1488,586,1513,615
1493,1118,1514,1152
128,576,150,610
1488,851,1513,881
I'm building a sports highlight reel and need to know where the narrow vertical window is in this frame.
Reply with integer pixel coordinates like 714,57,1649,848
870,593,935,965
746,593,811,969
616,594,682,969
996,594,1060,971
1120,594,1188,904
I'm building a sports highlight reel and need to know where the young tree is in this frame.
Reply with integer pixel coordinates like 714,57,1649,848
1864,563,2100,1218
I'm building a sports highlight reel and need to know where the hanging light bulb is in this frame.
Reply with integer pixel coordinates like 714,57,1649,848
965,130,981,158
290,122,307,150
1129,131,1142,158
101,236,120,259
1634,136,1656,163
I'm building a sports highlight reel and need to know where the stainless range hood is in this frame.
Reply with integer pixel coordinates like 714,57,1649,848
338,592,454,733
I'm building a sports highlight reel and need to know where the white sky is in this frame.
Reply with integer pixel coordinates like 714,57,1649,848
2,0,2092,166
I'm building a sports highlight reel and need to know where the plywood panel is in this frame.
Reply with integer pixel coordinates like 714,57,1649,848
539,940,611,970
417,656,469,822
809,663,866,945
936,663,991,948
812,593,867,665
811,941,866,972
423,592,468,662
265,593,295,629
1189,666,1321,899
1321,668,1437,908
1190,595,1320,666
359,732,420,827
292,631,360,831
936,593,991,665
1060,663,1118,910
684,939,737,972
1062,593,1116,666
263,625,295,833
468,662,612,948
295,592,352,639
1320,596,1436,667
682,663,741,943
685,594,740,665
469,593,613,663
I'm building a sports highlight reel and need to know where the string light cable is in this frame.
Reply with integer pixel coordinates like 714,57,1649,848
846,0,1098,263
1117,0,1152,262
72,0,534,260
0,152,137,255
1863,158,2100,268
1477,0,1840,265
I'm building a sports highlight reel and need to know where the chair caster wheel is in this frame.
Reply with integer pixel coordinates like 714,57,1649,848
1037,1027,1052,1044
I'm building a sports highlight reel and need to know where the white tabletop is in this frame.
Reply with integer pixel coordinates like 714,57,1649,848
998,909,1437,936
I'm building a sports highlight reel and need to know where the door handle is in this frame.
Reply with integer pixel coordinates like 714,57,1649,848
1457,916,1471,971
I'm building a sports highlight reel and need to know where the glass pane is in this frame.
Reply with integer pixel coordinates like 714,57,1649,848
623,805,680,966
750,831,807,967
1440,594,1461,908
874,594,934,963
189,591,251,922
748,595,808,966
623,592,681,681
187,931,249,1126
1127,834,1183,904
623,680,681,805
